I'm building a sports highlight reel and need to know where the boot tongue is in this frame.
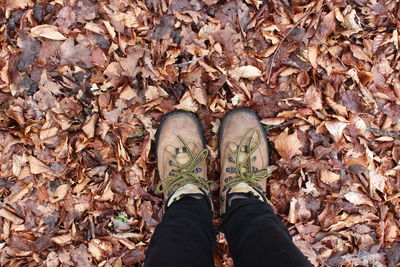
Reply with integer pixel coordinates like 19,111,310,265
176,152,190,165
229,143,249,173
175,142,196,165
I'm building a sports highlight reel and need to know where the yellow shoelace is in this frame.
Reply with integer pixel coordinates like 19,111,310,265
156,136,209,195
225,128,270,189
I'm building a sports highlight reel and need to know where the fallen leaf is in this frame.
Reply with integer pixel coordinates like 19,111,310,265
273,129,303,161
349,44,371,63
229,65,262,80
31,25,67,40
51,234,72,246
304,85,323,110
28,156,55,177
175,91,198,112
344,191,373,206
0,208,24,224
325,121,347,142
368,168,386,193
50,184,70,203
320,169,340,184
5,0,32,10
82,114,99,139
308,46,318,69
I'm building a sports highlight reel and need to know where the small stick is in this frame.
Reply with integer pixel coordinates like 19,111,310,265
174,56,206,67
367,127,400,139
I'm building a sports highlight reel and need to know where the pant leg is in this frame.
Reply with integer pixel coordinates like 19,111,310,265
144,196,216,267
222,197,312,267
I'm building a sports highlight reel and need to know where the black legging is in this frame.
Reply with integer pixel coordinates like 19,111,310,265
144,195,312,267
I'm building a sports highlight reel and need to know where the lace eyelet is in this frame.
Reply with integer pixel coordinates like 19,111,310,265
226,167,235,173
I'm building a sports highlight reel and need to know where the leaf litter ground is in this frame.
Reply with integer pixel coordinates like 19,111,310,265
0,0,400,266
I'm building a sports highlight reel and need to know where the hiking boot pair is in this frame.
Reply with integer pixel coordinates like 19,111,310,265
155,108,270,214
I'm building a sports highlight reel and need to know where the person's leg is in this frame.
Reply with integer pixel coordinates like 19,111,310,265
145,195,215,267
146,111,216,267
223,194,312,267
218,109,311,267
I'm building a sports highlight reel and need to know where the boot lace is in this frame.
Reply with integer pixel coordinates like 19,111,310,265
225,128,270,189
156,136,209,195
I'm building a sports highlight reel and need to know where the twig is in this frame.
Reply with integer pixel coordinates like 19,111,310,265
267,2,323,84
174,56,205,67
367,127,400,139
246,4,269,32
266,121,293,131
309,41,347,68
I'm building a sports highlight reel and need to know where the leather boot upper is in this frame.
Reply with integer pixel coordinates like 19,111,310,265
219,109,270,214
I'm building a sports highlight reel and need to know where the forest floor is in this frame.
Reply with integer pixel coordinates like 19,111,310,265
0,0,400,266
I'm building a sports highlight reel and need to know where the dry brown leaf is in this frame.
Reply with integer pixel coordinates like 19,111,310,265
0,208,24,224
40,127,59,140
119,85,137,100
88,239,113,261
229,65,262,80
368,168,386,193
28,156,54,175
308,46,318,69
51,234,72,246
304,85,323,110
95,179,114,202
273,129,303,161
7,182,33,203
82,114,99,139
325,97,348,117
261,117,286,126
325,121,347,142
336,8,363,37
84,22,106,35
175,91,198,112
51,184,70,203
385,220,398,243
103,20,116,41
329,213,379,231
31,25,67,40
5,0,32,10
349,44,371,63
344,191,373,206
189,86,207,106
145,85,161,102
320,169,340,184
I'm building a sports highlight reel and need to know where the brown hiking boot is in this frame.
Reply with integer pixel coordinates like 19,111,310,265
219,108,270,214
155,110,211,207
